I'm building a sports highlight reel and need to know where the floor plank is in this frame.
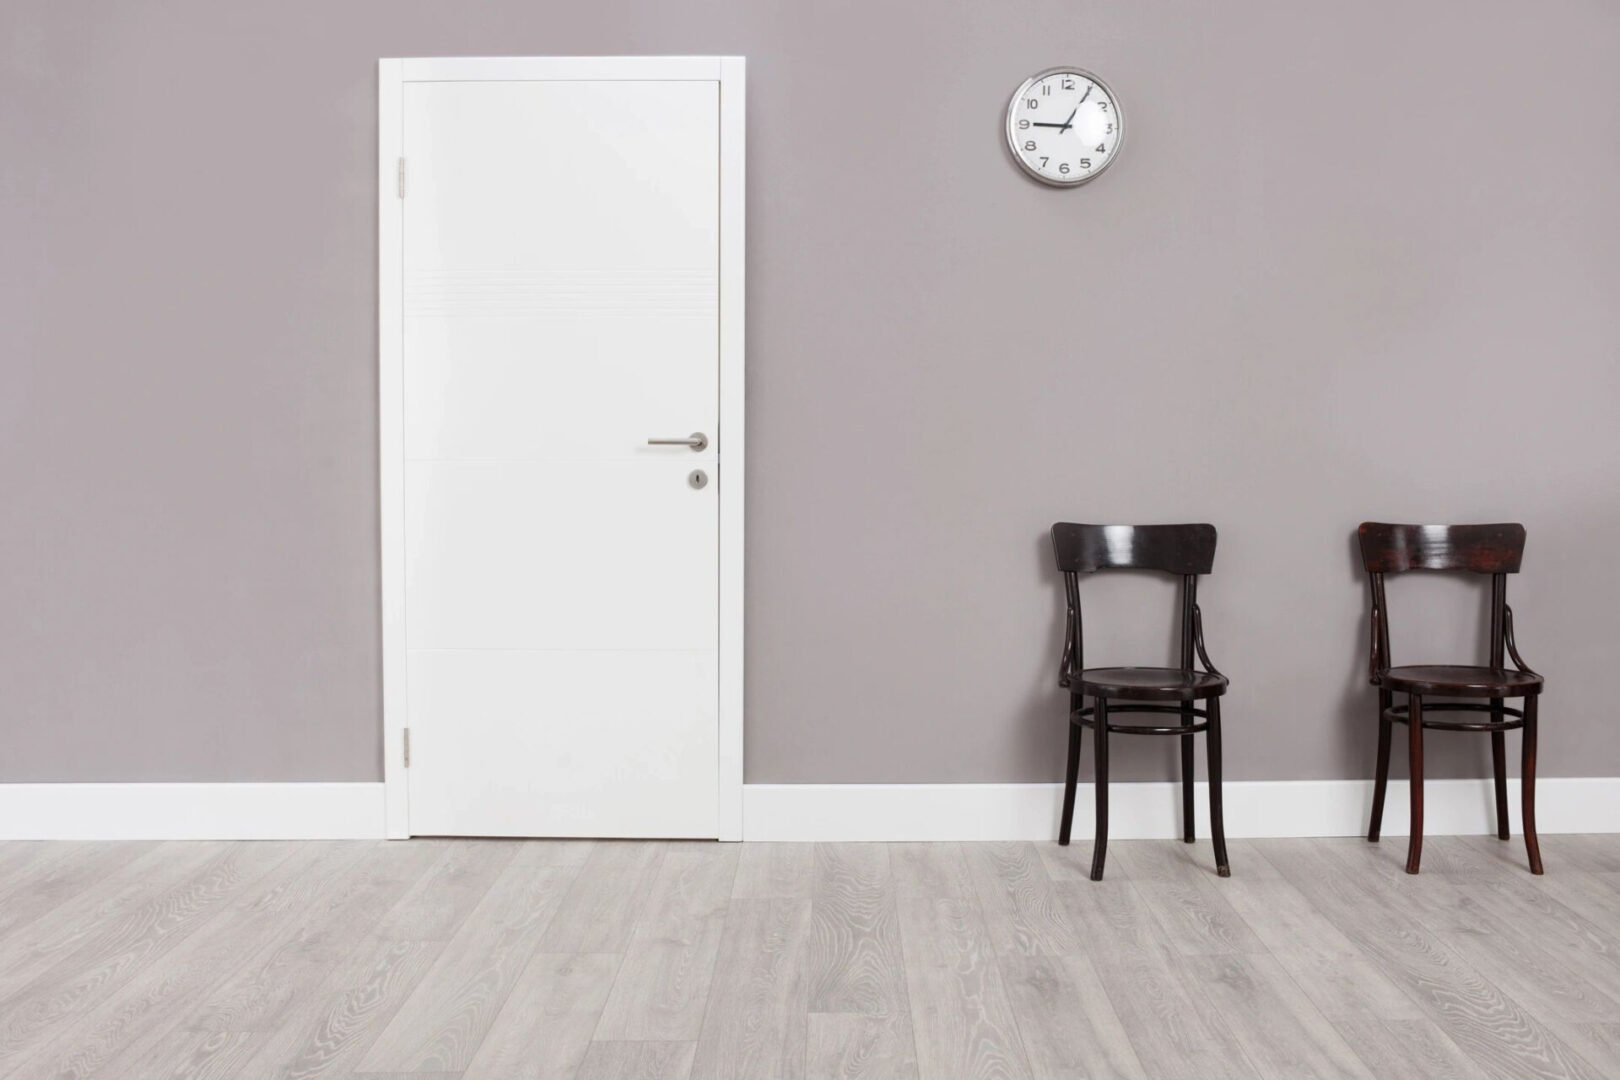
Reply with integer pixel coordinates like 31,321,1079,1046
808,1013,919,1080
690,897,811,1080
0,841,159,944
732,841,814,899
1,836,1618,1080
537,840,666,954
998,952,1148,1079
356,844,585,1072
897,895,1033,1080
0,840,300,1071
462,952,618,1080
14,842,387,1080
577,1039,697,1080
1261,838,1612,1080
962,842,1080,957
594,845,738,1040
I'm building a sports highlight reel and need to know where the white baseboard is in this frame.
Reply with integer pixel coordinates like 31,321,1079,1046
741,779,1620,842
0,783,386,840
3,778,1613,843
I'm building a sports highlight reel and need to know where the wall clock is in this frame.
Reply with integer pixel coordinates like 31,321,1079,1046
1005,67,1124,186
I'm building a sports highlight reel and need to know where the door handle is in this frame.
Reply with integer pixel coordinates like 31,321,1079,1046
647,432,709,452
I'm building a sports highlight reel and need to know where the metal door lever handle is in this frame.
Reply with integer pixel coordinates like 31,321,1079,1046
647,432,708,451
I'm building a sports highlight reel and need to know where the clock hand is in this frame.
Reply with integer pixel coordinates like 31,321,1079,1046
1076,84,1093,106
1030,121,1069,128
1057,105,1079,133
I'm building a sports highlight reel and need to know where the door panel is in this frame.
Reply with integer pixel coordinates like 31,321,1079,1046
404,459,717,651
403,304,716,462
401,77,721,837
407,649,718,838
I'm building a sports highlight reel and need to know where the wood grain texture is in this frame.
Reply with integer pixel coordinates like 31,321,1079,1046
12,843,375,1080
462,952,618,1080
808,1012,919,1080
595,845,738,1039
1182,953,1375,1079
0,841,222,999
1260,838,1613,1080
372,838,520,940
356,845,583,1072
3,836,1619,1079
732,841,814,899
577,1039,697,1080
0,840,299,1070
1110,842,1265,956
537,839,666,953
691,898,811,1080
997,952,1147,1079
963,842,1079,957
810,845,912,1020
0,841,158,944
890,843,973,899
896,895,1033,1080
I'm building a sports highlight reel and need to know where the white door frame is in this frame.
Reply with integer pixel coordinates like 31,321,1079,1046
377,56,746,840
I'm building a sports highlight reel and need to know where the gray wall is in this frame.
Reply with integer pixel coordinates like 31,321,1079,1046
3,1,1617,785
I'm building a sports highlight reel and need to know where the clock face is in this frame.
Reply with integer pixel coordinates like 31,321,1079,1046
1006,68,1124,186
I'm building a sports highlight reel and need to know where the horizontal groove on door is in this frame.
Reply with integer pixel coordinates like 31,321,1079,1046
404,268,718,318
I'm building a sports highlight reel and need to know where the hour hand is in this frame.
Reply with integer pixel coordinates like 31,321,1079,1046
1029,121,1069,128
1057,106,1078,132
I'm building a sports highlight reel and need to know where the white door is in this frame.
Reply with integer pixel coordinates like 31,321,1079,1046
385,60,741,838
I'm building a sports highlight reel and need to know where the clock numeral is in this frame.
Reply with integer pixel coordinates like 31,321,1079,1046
1098,102,1109,112
1017,119,1030,129
1106,123,1114,134
1024,140,1037,151
1041,83,1052,95
1096,143,1106,153
1058,163,1070,175
1026,98,1039,109
1039,156,1049,167
1061,78,1075,90
1080,158,1093,168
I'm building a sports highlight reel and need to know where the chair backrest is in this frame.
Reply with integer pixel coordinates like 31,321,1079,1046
1051,523,1216,576
1049,523,1216,684
1357,522,1527,672
1358,522,1525,575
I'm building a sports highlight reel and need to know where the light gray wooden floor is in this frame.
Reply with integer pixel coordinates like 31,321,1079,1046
2,834,1619,1079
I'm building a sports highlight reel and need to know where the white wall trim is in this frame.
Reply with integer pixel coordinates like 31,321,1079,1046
741,779,1620,842
377,58,409,840
0,783,386,840
2,779,1612,842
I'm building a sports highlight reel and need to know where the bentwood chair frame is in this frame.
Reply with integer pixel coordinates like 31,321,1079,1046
1359,522,1545,875
1051,523,1230,881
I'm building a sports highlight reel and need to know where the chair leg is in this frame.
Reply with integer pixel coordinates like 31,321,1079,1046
1368,689,1392,842
1180,702,1196,843
1406,694,1425,875
1490,696,1503,841
1059,700,1083,846
1523,695,1544,875
1207,696,1230,877
1090,697,1110,882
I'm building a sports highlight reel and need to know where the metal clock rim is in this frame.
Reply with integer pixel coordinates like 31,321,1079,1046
1004,66,1125,188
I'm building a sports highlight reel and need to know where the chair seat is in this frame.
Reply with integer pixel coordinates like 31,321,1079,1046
1376,665,1543,697
1076,666,1228,701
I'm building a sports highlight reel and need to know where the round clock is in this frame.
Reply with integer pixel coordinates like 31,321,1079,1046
1005,67,1124,186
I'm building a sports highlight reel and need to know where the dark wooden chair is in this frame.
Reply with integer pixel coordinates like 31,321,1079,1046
1359,522,1545,875
1051,523,1230,880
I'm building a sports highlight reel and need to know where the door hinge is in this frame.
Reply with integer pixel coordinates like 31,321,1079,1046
396,157,406,198
403,727,411,768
